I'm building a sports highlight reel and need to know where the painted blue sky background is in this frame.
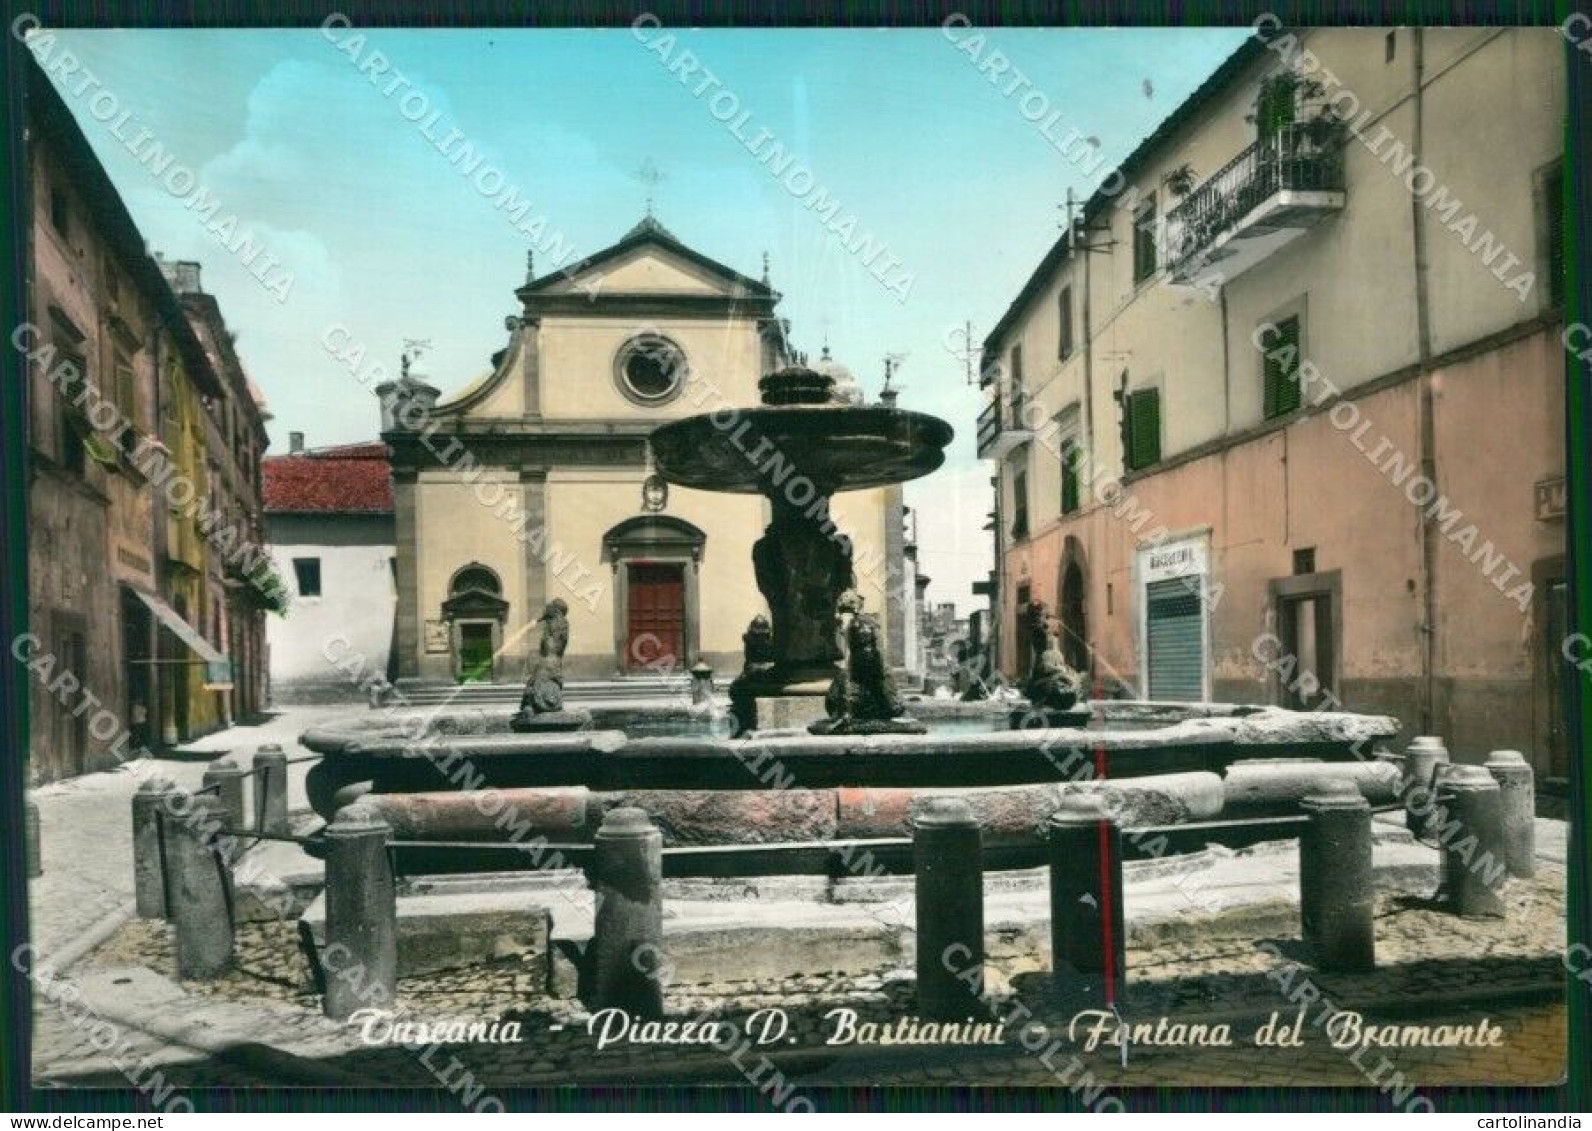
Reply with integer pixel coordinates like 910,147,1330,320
42,24,1251,609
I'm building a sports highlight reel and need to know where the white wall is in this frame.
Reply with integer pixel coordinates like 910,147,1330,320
267,514,396,697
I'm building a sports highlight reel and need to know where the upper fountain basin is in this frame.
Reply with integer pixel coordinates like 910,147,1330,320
649,404,955,495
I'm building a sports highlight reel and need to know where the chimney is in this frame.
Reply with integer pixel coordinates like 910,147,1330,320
289,431,305,454
157,257,204,295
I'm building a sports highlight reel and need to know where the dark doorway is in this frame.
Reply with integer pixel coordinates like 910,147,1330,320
627,562,685,670
457,623,495,683
1269,570,1342,712
1061,561,1089,675
1013,582,1033,678
121,589,153,753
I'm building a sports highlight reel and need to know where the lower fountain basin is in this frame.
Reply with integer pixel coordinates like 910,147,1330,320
300,700,1399,834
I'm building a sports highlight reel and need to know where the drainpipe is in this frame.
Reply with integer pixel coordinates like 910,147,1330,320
1410,28,1437,735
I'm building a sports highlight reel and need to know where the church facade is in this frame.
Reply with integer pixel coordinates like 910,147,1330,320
382,219,904,685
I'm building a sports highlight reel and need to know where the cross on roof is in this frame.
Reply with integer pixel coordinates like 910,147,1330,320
633,158,666,219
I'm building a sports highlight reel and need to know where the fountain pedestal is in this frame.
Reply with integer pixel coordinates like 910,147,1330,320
650,362,954,731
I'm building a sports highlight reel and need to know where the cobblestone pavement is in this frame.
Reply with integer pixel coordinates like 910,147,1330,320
37,860,1567,1094
26,703,351,966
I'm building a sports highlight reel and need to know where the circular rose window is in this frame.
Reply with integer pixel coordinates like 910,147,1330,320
615,335,686,405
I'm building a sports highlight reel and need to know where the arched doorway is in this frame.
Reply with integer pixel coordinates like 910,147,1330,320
602,515,706,673
1060,537,1090,677
442,563,508,682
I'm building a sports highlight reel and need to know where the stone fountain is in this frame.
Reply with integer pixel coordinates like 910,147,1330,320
648,362,954,732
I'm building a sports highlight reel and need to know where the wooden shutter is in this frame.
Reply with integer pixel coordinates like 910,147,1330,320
1263,316,1301,419
1127,388,1161,470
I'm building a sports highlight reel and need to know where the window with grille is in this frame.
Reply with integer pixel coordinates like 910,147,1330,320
1058,286,1074,359
1262,315,1303,419
1124,387,1161,471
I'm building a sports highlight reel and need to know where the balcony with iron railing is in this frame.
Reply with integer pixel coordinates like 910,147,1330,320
976,386,1034,460
1162,121,1346,287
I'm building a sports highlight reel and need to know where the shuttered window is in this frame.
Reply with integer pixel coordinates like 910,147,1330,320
1058,286,1074,359
1146,577,1205,702
1262,315,1302,419
1011,467,1029,540
1133,198,1158,283
1061,442,1081,515
1125,387,1161,471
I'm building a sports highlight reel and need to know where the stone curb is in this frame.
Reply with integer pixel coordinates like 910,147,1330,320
37,901,134,975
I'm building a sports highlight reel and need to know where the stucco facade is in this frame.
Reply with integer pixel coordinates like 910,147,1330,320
979,28,1567,779
388,220,900,684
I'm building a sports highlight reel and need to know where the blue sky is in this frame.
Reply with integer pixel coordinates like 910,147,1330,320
41,24,1252,609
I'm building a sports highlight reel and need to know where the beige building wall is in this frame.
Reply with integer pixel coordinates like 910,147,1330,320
982,27,1566,776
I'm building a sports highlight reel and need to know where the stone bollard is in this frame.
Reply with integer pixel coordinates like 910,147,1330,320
1484,750,1535,879
911,797,986,1021
1436,765,1508,918
253,744,290,835
591,807,665,1019
132,776,180,918
1299,780,1375,972
689,662,714,705
1403,736,1450,841
25,798,41,879
1048,794,1127,1007
202,757,249,857
322,801,398,1021
165,792,234,979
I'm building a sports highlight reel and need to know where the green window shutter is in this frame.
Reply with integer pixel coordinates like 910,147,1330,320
1263,316,1301,418
1127,389,1161,470
1061,444,1080,514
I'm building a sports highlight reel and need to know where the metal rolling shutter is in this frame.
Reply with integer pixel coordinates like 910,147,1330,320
1146,578,1204,702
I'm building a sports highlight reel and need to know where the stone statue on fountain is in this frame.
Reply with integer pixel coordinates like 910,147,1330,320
727,614,778,736
1018,601,1086,725
810,611,926,735
511,598,592,732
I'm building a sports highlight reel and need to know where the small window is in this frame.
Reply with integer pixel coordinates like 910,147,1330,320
1385,31,1397,63
1261,315,1303,419
1133,197,1158,283
1293,547,1316,575
1011,466,1030,540
49,186,70,238
1060,442,1081,515
1057,286,1074,360
1124,387,1161,472
1009,343,1024,390
292,557,322,598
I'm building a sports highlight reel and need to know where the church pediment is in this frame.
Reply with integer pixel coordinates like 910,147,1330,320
519,219,774,305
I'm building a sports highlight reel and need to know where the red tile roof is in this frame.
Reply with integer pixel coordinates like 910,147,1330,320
263,443,393,514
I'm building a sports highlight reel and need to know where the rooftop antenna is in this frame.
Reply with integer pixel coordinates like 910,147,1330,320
632,157,666,219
